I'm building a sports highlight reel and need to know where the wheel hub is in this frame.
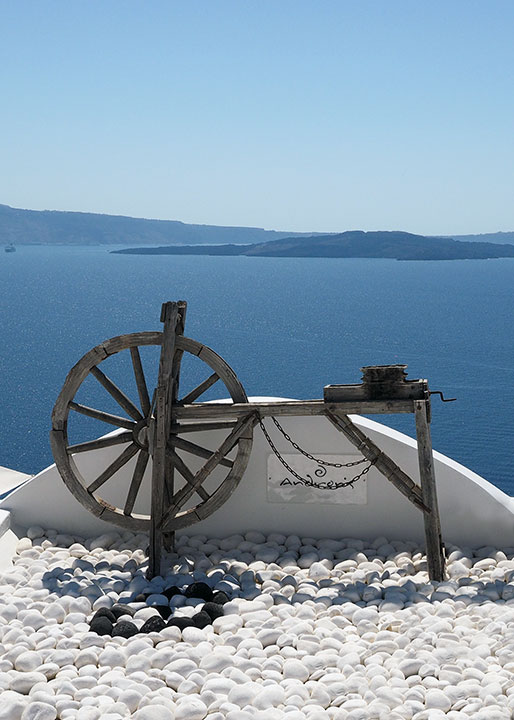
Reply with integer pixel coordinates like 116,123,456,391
133,418,150,450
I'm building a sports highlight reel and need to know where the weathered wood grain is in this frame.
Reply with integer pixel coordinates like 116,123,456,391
149,303,179,578
324,379,427,402
171,436,234,468
130,346,151,417
160,412,256,529
170,420,238,434
180,372,219,405
170,300,187,405
87,443,139,494
166,448,210,502
415,399,445,582
50,429,149,530
89,366,143,421
173,399,414,420
66,431,133,454
325,410,428,512
124,449,149,516
68,402,136,430
163,414,257,530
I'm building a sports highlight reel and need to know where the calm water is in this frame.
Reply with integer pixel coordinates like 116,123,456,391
1,246,513,493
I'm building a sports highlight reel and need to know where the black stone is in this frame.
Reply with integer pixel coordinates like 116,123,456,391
212,591,230,605
89,616,113,636
112,621,138,638
140,615,166,634
192,610,212,629
184,582,213,602
155,605,172,620
202,602,225,621
166,617,195,630
110,603,135,619
134,593,147,602
92,608,116,623
162,585,182,601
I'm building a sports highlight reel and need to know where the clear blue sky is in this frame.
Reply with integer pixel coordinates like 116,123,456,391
1,1,513,234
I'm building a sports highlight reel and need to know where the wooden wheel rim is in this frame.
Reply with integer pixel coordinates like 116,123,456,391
51,332,253,531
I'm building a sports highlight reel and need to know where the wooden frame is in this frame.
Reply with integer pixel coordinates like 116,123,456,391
52,303,446,581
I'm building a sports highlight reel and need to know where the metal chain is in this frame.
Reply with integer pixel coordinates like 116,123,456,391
259,417,376,490
269,416,367,467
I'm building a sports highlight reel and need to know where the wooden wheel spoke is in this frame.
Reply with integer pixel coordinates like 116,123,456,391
130,347,151,417
161,412,256,526
69,401,136,431
172,436,234,468
90,366,143,421
171,420,237,434
124,450,149,515
67,431,133,454
180,373,219,405
167,448,210,502
87,443,139,494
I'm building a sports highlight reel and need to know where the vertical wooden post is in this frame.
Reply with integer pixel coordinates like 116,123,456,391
148,302,180,578
163,300,187,552
415,399,445,582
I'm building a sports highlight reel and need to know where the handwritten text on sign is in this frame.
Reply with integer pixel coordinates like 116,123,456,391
267,454,368,505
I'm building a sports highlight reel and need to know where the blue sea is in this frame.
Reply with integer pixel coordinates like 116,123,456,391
1,245,513,494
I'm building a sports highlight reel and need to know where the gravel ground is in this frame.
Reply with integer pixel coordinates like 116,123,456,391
1,528,514,720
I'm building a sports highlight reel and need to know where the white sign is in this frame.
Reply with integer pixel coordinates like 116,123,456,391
267,454,368,505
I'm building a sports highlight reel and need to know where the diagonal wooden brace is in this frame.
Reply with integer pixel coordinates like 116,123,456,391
326,408,445,581
159,411,257,530
324,409,429,513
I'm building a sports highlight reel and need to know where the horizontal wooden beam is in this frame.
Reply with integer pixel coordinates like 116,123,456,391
172,399,415,420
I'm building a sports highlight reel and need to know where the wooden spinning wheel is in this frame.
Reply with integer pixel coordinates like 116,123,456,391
51,302,256,573
52,300,447,581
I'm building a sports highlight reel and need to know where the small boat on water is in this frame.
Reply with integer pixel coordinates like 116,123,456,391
5,243,16,252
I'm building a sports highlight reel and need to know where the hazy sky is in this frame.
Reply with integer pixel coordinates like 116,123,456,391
2,1,513,234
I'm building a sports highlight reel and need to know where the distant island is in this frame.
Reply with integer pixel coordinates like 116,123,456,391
0,203,319,246
2,203,514,259
112,230,514,261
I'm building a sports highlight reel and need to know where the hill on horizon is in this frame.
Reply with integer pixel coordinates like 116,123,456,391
113,230,514,261
1,203,514,247
0,203,320,246
245,230,514,260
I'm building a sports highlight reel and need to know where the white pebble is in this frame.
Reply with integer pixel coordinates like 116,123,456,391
133,708,174,720
14,652,43,672
309,562,331,581
42,605,66,623
98,648,126,668
10,673,47,695
17,538,33,553
283,658,310,682
253,685,286,710
399,658,424,678
425,689,452,712
227,682,260,706
20,702,57,720
0,691,28,720
20,611,46,631
175,698,208,720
